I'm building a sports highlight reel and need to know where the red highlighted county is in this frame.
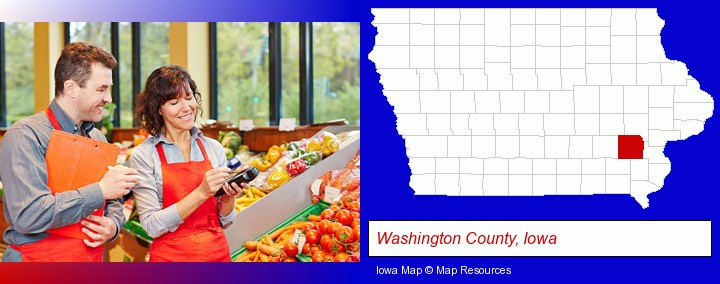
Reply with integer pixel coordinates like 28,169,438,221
618,135,644,159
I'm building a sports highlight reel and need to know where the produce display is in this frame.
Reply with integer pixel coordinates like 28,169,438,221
233,199,361,262
218,131,247,160
310,152,360,204
234,151,361,262
234,187,266,212
234,130,359,212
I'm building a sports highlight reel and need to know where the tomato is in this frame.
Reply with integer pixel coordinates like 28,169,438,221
312,251,326,262
327,222,341,235
342,196,355,208
330,201,342,212
320,209,335,220
346,202,359,213
333,252,350,262
317,220,330,235
284,258,297,262
335,226,355,243
335,209,353,226
331,240,346,254
309,244,322,256
320,234,334,252
302,222,315,232
284,242,299,258
324,255,334,262
345,242,359,253
302,243,311,255
305,229,320,244
351,218,360,229
351,211,360,220
353,226,360,242
348,252,360,262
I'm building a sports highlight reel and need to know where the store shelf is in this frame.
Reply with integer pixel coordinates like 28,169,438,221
224,125,359,255
230,201,329,261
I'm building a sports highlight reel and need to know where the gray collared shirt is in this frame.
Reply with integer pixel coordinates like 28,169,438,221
0,100,124,261
129,127,236,239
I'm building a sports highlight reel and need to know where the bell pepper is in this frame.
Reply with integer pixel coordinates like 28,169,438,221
250,158,272,172
286,141,300,152
321,140,339,157
300,151,321,166
285,158,308,176
306,138,322,152
292,148,307,159
264,145,282,164
321,133,340,156
267,167,291,189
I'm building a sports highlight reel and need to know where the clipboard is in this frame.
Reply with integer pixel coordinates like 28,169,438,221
44,129,120,240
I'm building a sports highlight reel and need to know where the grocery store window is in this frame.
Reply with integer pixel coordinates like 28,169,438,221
68,22,111,51
281,22,300,124
139,23,169,92
211,22,360,126
215,22,270,126
312,22,360,125
65,22,168,127
117,23,133,127
1,22,35,128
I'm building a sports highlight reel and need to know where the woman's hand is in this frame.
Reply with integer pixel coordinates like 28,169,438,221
199,167,231,198
220,181,248,202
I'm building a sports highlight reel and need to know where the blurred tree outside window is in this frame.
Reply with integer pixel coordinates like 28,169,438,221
312,23,360,125
140,23,169,91
281,22,299,123
4,22,35,127
216,22,270,126
69,22,111,50
118,22,133,127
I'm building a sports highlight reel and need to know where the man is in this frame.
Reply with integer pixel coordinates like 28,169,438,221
0,42,139,262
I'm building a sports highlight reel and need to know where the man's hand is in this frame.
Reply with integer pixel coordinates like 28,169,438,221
99,165,139,200
81,215,117,248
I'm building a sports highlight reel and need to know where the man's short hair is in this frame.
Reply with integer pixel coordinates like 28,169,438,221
54,42,117,97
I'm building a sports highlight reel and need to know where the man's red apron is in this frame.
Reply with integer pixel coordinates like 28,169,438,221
10,107,107,262
149,138,230,262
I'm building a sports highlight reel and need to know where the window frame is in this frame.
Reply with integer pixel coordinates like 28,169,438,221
0,22,6,127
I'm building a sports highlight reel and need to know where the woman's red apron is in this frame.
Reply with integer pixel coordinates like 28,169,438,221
148,138,230,262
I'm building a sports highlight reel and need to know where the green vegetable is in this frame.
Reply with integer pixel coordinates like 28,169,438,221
300,151,321,166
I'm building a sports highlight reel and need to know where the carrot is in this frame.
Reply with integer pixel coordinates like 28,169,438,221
263,234,275,247
244,241,258,251
276,229,295,244
257,243,279,256
259,254,269,262
236,251,256,262
308,214,322,222
269,223,303,240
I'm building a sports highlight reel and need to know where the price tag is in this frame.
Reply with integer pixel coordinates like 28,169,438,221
291,229,306,252
310,179,323,196
324,186,341,203
239,119,255,131
279,118,297,132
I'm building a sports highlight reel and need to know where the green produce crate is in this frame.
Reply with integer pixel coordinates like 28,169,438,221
123,219,152,242
231,201,329,261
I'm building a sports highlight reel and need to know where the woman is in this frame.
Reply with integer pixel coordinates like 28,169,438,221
130,65,245,262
